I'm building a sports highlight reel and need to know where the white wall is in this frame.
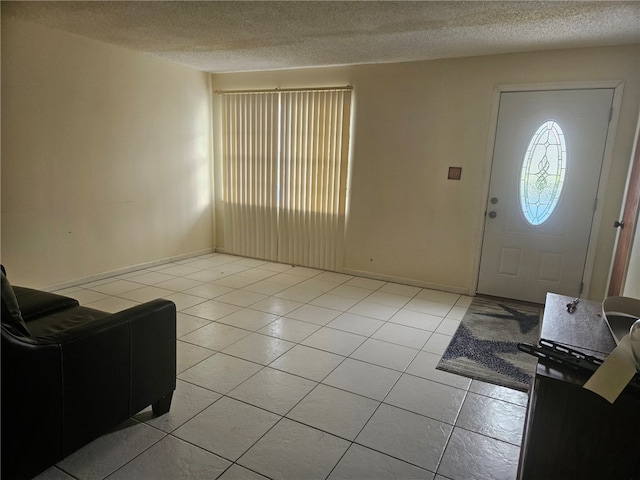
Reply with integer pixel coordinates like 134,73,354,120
1,19,215,288
211,45,640,300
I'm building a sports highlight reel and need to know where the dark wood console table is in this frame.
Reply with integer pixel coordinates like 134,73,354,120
517,293,640,480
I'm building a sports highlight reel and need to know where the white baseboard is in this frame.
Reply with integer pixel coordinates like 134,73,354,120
74,247,473,298
45,248,216,292
214,250,472,296
341,267,471,296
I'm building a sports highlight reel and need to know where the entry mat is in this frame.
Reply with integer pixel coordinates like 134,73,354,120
437,296,542,392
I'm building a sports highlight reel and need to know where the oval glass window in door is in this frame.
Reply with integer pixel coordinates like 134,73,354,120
519,120,567,225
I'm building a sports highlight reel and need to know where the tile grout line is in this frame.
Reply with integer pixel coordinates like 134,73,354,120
52,252,521,480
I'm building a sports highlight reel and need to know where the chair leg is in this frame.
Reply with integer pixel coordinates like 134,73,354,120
152,393,173,416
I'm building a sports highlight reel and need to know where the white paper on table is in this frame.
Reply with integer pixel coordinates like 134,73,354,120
583,334,637,404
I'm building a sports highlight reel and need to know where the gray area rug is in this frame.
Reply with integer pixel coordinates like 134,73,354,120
436,296,542,392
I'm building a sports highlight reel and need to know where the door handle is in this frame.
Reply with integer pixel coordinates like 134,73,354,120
614,220,625,229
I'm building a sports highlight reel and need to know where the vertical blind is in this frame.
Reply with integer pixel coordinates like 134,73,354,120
219,87,352,270
221,92,279,261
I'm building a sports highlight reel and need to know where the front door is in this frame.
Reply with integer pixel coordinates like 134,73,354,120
477,89,614,304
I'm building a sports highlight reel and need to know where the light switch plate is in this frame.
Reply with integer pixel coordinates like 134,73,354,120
448,167,462,180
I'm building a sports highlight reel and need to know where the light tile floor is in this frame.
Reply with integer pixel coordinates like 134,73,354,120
35,252,528,480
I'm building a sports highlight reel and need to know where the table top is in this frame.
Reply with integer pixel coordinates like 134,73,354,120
541,293,616,355
536,292,617,385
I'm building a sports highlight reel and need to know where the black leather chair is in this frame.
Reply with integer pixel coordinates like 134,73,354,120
1,267,177,480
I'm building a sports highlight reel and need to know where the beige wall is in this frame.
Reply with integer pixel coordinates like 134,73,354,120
1,19,215,288
211,45,640,300
2,15,637,300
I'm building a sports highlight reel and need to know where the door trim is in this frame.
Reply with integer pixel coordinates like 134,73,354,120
608,112,640,296
472,81,625,299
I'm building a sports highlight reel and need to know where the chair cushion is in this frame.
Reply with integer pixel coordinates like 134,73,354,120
13,286,80,322
1,271,30,337
26,305,110,338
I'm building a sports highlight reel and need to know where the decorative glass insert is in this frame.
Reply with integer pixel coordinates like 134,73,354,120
519,120,567,226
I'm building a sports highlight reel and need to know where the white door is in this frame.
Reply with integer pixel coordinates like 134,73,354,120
477,89,614,304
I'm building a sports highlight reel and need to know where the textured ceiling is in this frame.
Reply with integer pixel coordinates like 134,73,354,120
3,1,640,73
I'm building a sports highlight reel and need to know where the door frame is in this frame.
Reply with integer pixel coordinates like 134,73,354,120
608,113,640,296
472,81,625,300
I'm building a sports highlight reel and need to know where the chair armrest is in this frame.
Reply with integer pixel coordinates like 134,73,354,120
123,300,177,413
2,299,177,475
1,329,65,477
30,299,177,454
26,300,173,345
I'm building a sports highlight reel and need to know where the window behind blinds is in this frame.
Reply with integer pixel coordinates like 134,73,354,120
219,87,351,271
